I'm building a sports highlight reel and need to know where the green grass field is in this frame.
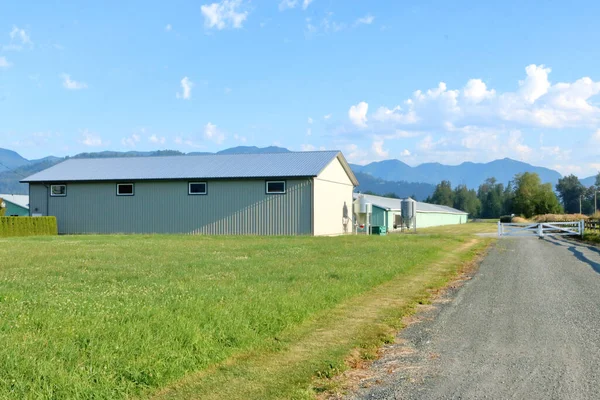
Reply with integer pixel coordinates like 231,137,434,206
0,228,491,399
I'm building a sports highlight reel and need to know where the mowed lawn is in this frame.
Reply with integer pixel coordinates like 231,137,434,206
0,231,491,399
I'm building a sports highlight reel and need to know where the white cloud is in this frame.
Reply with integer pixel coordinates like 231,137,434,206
463,79,495,103
0,56,11,68
279,0,298,10
305,13,346,35
174,136,183,145
306,128,312,136
323,113,332,120
233,133,247,143
79,130,104,147
121,134,141,147
149,134,166,144
9,26,32,45
371,140,388,158
204,122,226,144
354,64,600,133
176,76,194,100
280,0,313,11
591,129,600,143
589,163,600,172
355,14,375,25
165,24,172,32
519,64,551,103
307,117,313,124
372,105,418,124
61,74,87,90
201,0,248,30
348,101,368,128
301,144,316,151
400,149,411,157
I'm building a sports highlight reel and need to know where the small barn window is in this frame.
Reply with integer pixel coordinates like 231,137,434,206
117,183,134,196
189,182,207,195
50,184,67,197
266,181,286,194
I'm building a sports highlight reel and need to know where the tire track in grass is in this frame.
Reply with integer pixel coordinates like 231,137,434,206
150,238,491,400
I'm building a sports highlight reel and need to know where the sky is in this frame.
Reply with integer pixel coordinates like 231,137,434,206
1,0,600,178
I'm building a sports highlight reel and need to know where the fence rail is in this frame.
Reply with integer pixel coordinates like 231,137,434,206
585,219,600,233
498,220,584,238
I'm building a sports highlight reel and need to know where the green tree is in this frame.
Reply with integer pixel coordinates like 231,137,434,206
383,192,400,199
556,174,586,213
453,184,481,217
428,180,454,207
503,181,515,216
513,172,561,218
477,177,505,218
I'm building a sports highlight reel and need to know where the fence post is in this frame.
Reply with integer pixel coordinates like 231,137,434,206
538,223,543,238
581,219,584,238
498,221,501,237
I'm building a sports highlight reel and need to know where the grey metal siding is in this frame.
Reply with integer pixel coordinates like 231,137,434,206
29,179,312,235
29,184,48,216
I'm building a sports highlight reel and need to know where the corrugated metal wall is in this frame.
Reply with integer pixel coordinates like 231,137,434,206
416,212,468,228
29,185,47,215
28,179,312,235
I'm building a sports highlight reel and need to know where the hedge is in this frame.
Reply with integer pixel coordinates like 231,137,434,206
0,217,58,237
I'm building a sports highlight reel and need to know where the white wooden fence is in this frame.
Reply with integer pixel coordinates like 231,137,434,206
498,220,584,238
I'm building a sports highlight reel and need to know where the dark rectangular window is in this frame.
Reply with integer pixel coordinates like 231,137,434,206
50,184,67,197
117,183,134,196
266,180,286,194
189,182,207,195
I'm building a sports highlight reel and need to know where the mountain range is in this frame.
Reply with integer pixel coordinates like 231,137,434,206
0,146,597,200
350,158,568,189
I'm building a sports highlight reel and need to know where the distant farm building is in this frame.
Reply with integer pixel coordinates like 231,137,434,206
353,193,468,231
22,151,358,235
0,194,29,216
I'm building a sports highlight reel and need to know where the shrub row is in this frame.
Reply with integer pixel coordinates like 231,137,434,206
0,217,58,237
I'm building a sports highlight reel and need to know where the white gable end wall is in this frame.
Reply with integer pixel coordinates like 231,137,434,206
313,157,354,236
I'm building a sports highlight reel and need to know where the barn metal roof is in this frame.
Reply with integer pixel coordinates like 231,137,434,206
21,151,359,185
353,193,402,210
0,194,29,209
353,193,468,215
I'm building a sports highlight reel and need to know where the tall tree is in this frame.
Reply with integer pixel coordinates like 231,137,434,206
453,184,481,217
428,180,454,207
556,175,586,213
513,172,561,217
478,177,505,218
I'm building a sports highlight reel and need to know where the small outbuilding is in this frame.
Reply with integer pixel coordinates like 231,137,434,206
22,151,358,235
0,194,29,216
353,193,468,231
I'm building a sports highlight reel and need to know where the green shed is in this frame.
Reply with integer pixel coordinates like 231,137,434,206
0,194,29,217
353,193,468,231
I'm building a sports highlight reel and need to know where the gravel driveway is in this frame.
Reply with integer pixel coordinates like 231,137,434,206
347,237,600,400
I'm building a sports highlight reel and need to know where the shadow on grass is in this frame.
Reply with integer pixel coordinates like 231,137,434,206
543,237,600,274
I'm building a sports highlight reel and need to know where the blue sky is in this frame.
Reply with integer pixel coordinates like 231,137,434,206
1,0,600,178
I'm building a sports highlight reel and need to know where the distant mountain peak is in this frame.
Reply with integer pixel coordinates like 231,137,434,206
216,146,290,155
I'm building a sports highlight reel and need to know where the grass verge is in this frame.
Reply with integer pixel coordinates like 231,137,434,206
0,230,492,399
583,231,600,245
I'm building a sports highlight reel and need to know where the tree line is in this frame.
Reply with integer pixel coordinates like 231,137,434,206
426,172,600,218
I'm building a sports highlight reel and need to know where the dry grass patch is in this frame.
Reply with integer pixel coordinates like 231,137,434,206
532,214,588,222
